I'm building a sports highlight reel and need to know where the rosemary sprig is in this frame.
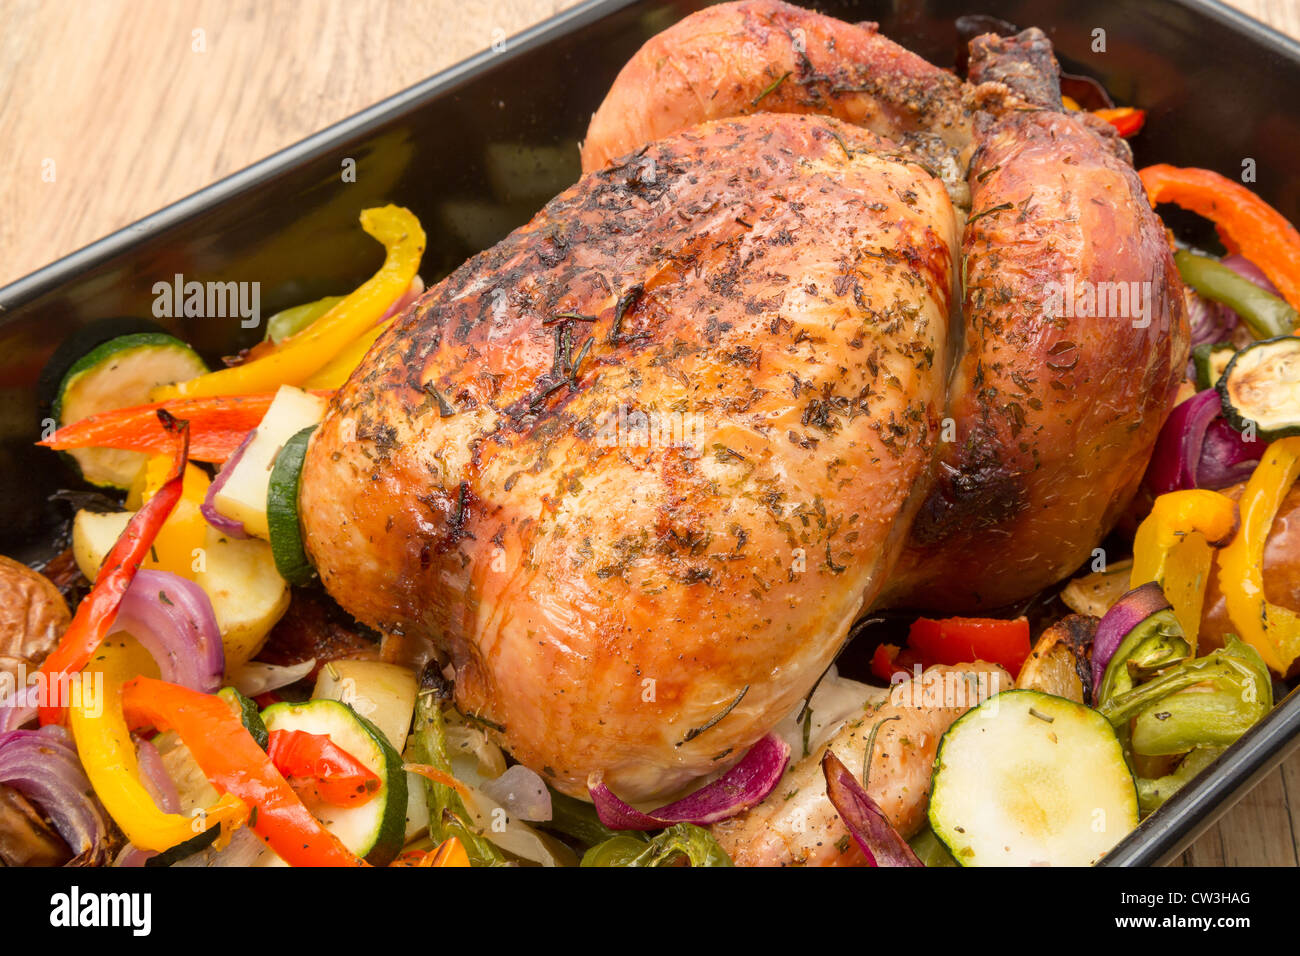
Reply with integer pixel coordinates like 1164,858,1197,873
680,685,750,745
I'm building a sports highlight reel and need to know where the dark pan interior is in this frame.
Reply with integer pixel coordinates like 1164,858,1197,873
2,0,1298,864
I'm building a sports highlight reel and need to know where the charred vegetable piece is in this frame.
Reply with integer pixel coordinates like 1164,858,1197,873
1015,614,1096,703
0,555,69,690
1218,336,1300,441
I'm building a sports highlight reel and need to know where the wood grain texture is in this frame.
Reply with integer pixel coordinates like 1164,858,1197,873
1,0,1297,866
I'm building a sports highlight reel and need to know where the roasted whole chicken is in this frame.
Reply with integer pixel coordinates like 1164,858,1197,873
300,1,1186,804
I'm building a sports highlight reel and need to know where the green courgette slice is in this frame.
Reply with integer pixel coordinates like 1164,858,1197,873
1217,335,1300,440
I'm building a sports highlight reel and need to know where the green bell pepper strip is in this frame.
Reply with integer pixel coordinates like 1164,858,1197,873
1137,747,1225,814
581,823,733,867
1175,249,1299,340
1099,636,1272,756
1096,608,1191,708
405,689,507,868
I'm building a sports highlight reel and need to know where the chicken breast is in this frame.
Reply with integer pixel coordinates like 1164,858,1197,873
713,662,1008,866
582,4,1188,612
302,113,959,801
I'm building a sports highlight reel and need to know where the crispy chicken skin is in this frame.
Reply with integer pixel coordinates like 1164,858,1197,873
583,3,1188,611
580,0,971,177
713,662,1008,866
302,114,958,800
884,34,1188,609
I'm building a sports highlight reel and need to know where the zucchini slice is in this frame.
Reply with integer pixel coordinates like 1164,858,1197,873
266,425,317,585
1217,335,1300,440
260,698,407,866
53,333,208,488
1191,342,1236,392
929,690,1138,867
218,687,270,750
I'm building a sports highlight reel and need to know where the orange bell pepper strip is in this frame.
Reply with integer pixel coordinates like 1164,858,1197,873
37,413,189,725
1139,165,1300,311
153,206,424,400
390,837,471,868
120,677,365,867
425,837,471,867
39,392,292,464
1217,436,1300,673
906,616,1032,676
1093,107,1145,138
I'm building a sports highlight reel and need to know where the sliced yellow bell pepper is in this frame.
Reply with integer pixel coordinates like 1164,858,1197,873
1217,436,1300,673
1131,488,1237,654
126,455,211,577
153,205,425,400
69,637,247,853
302,317,393,390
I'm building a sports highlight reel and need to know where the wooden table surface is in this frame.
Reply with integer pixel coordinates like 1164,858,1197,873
3,0,1299,866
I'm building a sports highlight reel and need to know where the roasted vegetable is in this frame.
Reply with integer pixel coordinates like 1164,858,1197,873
581,823,731,867
0,555,69,688
1015,614,1096,703
1218,336,1300,440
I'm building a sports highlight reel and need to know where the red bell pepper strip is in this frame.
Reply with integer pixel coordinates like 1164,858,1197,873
38,391,333,464
1093,107,1145,138
906,616,1032,675
1139,164,1300,311
120,677,365,867
870,643,927,682
37,412,189,725
267,729,382,807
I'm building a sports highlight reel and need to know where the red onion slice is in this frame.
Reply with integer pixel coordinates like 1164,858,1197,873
588,733,790,830
1091,582,1172,702
115,570,224,693
1198,417,1265,489
1146,389,1223,495
1222,254,1282,298
201,428,256,538
1186,289,1237,352
0,727,109,862
821,750,921,867
135,734,180,814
